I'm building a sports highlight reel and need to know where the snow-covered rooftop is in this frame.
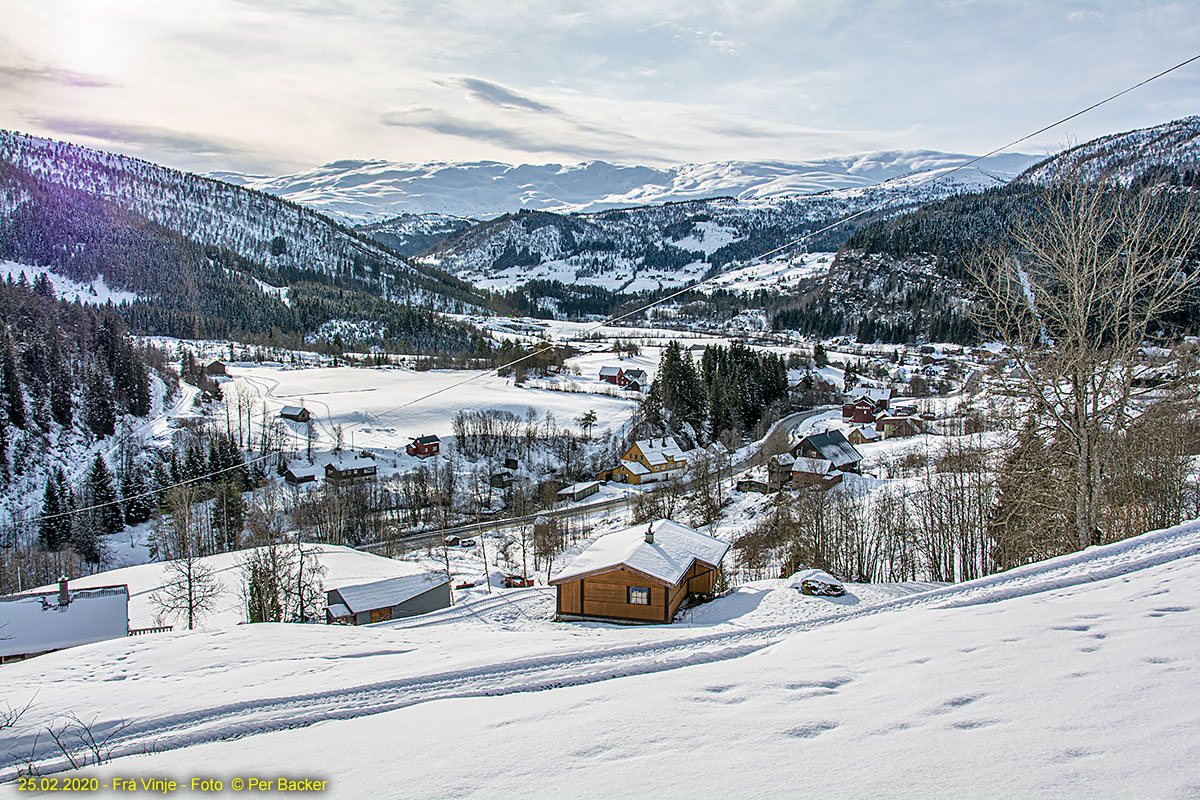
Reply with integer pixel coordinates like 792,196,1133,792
793,457,833,475
332,573,448,614
0,585,129,658
849,386,892,404
328,456,377,472
550,519,730,586
634,437,686,466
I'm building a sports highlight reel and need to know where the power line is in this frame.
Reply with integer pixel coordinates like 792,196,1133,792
10,49,1199,532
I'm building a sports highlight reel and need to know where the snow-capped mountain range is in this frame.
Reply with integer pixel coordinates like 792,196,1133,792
211,151,1043,223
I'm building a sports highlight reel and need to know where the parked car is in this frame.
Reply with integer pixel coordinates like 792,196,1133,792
459,538,477,548
791,569,846,597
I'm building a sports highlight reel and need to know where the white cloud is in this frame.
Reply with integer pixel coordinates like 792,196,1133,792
0,0,1196,173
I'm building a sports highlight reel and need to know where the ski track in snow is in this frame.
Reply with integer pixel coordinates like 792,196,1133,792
6,520,1200,776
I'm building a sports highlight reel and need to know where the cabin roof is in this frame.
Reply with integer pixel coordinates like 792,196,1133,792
414,435,440,445
279,405,307,417
550,519,729,586
0,585,128,658
793,456,833,475
599,365,622,376
800,429,863,470
331,573,448,614
328,456,376,472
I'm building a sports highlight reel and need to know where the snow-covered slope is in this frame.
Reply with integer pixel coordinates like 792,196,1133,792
219,151,1041,223
6,517,1200,796
1021,115,1200,185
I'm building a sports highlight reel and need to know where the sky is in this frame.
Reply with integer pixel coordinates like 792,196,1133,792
1,0,1198,176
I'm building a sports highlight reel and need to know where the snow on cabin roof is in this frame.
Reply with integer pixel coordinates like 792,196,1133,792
550,519,730,586
0,585,128,658
849,387,891,403
414,435,440,445
332,573,448,614
770,453,796,467
329,456,376,472
792,457,833,475
800,430,863,470
285,462,321,478
326,603,351,619
558,481,600,496
623,368,647,379
634,437,685,466
599,366,622,376
279,406,307,417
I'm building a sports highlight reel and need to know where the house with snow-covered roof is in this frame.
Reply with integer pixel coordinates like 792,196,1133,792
326,572,450,625
0,579,129,663
324,455,377,487
604,437,689,485
549,520,729,623
792,429,863,474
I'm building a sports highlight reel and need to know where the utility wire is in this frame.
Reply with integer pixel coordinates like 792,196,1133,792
10,50,1199,532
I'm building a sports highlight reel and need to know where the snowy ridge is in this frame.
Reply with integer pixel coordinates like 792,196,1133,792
219,151,1041,223
1020,115,1200,185
0,131,480,311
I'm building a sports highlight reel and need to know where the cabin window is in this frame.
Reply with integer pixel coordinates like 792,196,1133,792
628,586,650,605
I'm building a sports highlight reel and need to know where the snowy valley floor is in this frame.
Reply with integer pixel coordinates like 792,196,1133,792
4,522,1200,798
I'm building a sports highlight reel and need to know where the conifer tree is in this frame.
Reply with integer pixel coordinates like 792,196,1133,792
48,331,73,427
38,474,67,550
84,453,124,539
0,326,26,431
83,365,116,438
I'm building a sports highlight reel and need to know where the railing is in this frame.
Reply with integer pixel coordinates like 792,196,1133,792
128,625,173,636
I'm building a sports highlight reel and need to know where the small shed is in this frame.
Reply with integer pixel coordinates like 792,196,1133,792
0,580,129,664
847,425,881,446
549,519,729,624
324,456,377,487
283,464,320,486
767,453,795,491
876,416,923,439
558,481,601,503
407,435,441,458
325,572,451,625
204,360,228,377
280,406,312,423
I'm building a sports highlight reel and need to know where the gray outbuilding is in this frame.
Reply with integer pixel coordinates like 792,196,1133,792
326,572,451,625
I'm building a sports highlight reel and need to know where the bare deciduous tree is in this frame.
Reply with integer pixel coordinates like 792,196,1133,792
972,180,1199,549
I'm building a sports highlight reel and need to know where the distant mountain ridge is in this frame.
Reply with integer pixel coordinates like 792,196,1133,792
212,151,1042,222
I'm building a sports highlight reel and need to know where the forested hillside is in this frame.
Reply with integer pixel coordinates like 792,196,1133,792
0,273,175,554
0,133,492,354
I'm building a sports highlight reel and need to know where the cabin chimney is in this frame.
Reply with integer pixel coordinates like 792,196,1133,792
58,576,69,606
645,524,654,544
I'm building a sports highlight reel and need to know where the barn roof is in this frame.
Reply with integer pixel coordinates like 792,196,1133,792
550,519,729,586
333,573,448,614
848,387,891,404
799,430,863,470
414,435,440,445
0,585,128,658
599,365,622,377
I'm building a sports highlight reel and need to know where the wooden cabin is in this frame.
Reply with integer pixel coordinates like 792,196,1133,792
280,406,311,423
326,573,450,625
204,360,228,377
792,430,863,474
549,519,729,624
324,456,377,487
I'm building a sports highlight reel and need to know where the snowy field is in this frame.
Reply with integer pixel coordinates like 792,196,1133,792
227,362,638,456
701,251,835,295
3,519,1200,797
